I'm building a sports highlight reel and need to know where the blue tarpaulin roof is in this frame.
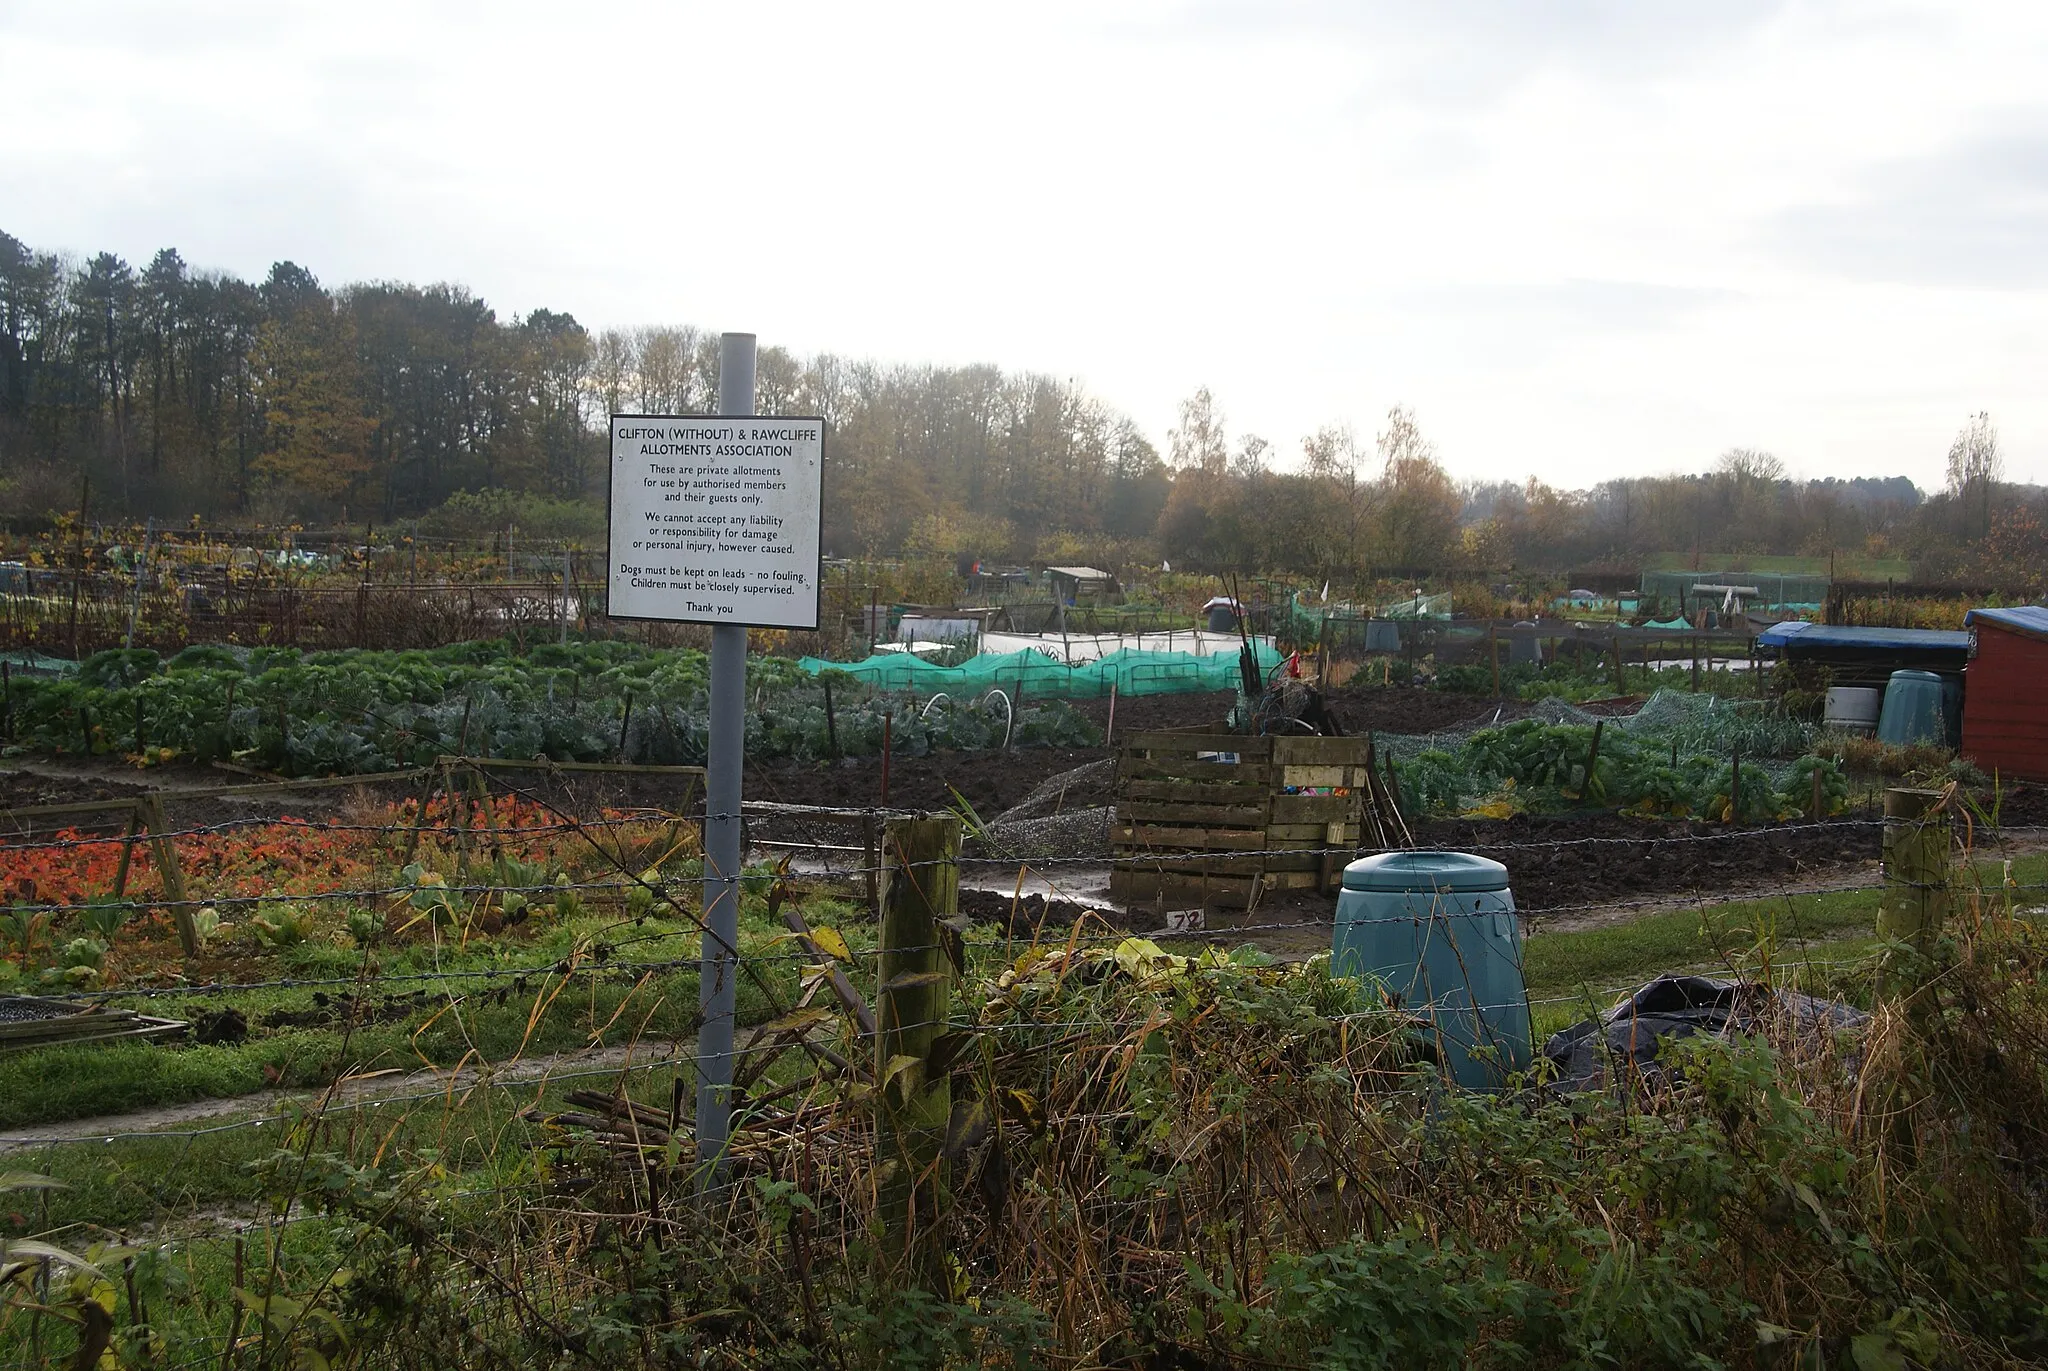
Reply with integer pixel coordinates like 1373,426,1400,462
1965,606,2048,642
1758,621,1971,651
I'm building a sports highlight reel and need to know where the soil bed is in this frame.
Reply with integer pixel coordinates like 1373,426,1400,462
1407,810,1882,915
745,747,1113,817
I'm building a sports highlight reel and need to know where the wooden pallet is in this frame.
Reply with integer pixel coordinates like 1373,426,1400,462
0,996,187,1052
1111,730,1374,906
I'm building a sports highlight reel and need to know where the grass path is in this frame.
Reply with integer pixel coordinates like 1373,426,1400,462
0,1035,692,1154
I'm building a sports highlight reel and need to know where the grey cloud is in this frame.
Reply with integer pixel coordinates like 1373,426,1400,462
1154,0,1794,96
1770,125,2048,289
1388,278,1741,332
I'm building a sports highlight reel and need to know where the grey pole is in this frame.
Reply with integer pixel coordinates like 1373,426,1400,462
697,331,755,1186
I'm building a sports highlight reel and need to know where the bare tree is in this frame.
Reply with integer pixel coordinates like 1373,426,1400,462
1715,447,1785,484
1946,411,2002,537
1168,386,1229,473
1230,433,1269,480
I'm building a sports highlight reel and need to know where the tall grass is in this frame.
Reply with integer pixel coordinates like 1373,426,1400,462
8,883,2048,1369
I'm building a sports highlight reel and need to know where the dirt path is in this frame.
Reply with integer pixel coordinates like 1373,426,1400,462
0,1038,693,1153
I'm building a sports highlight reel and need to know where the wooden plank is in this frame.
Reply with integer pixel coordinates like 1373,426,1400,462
1110,869,1256,909
1261,852,1331,872
441,755,708,778
1270,737,1367,765
1119,758,1272,784
171,764,434,800
0,798,145,824
1270,795,1358,824
1121,779,1272,805
1109,851,1265,875
1121,731,1273,757
1120,801,1267,826
1111,825,1268,851
1277,765,1350,788
1266,823,1359,843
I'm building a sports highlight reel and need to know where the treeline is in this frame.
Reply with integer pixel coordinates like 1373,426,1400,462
4,230,2043,579
0,231,1169,558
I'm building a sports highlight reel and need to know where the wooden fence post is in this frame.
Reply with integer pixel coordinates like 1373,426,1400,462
141,794,196,956
875,814,959,1276
1878,787,1950,975
112,806,141,897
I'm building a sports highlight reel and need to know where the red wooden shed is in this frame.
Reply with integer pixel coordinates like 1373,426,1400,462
1962,607,2048,781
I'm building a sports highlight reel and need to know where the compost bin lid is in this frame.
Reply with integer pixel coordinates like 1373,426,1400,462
1342,850,1510,893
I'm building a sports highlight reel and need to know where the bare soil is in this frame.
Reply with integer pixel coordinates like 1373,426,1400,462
1407,812,1884,916
745,747,1114,816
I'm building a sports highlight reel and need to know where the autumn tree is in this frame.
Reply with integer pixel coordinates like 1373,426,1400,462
1373,406,1460,569
1946,411,2002,538
250,263,371,508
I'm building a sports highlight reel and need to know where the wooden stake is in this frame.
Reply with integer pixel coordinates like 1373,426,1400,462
1729,742,1742,823
822,676,841,761
1105,683,1118,745
1583,720,1605,800
1878,787,1950,971
881,712,892,807
141,794,195,956
112,805,140,897
875,814,959,1277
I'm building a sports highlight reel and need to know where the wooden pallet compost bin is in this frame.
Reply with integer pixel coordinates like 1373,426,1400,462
1110,729,1371,908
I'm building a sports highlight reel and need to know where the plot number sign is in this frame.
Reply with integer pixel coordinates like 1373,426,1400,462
607,414,825,629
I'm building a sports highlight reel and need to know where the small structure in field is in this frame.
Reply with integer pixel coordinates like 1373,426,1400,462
1758,621,1971,689
1044,566,1118,605
1962,607,2048,781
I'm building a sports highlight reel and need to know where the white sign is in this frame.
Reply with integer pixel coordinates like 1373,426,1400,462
607,414,825,628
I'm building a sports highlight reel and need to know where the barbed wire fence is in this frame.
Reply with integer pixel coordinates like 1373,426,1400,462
0,760,2037,1367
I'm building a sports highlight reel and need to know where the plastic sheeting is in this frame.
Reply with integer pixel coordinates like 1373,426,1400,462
1541,974,1867,1091
796,642,1284,698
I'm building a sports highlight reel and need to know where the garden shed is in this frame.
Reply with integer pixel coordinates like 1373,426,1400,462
1962,606,2048,781
1757,621,1970,688
1044,566,1118,604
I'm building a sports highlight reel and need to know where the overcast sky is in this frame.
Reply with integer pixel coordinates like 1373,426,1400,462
4,0,2045,489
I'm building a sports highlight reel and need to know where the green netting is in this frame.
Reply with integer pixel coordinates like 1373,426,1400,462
796,644,1283,699
1638,569,1830,611
1379,592,1453,619
1378,689,1815,776
0,651,76,675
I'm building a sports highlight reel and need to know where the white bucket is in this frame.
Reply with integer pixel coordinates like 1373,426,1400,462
1824,686,1881,733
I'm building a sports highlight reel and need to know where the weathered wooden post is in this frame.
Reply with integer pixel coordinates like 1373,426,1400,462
141,794,196,956
875,814,959,1275
1878,787,1951,973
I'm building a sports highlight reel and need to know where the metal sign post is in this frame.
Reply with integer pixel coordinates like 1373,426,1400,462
603,333,825,1191
700,333,752,1189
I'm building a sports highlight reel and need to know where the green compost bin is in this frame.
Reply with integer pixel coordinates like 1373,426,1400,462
1333,851,1532,1089
1877,669,1953,747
